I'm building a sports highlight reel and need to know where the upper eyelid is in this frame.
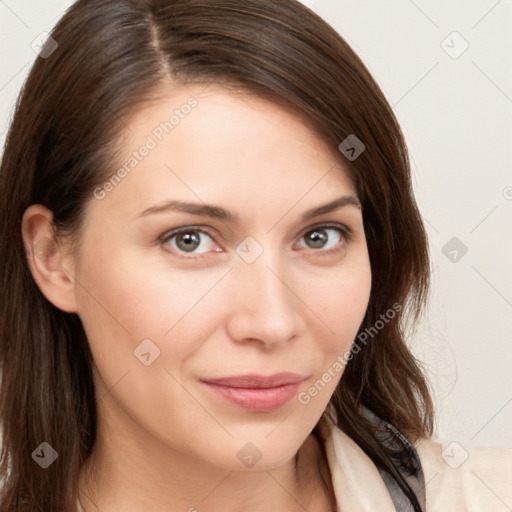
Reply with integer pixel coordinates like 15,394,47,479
160,225,216,242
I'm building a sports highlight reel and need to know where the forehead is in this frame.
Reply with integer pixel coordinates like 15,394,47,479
89,83,357,224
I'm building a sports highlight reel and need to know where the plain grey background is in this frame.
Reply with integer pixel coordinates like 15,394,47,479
1,0,511,448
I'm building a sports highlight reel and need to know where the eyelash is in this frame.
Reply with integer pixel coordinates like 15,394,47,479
159,223,352,259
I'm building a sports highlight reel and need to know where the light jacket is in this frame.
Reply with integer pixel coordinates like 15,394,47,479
316,408,512,511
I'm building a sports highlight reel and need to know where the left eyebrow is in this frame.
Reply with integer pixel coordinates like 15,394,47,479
300,195,361,221
135,195,361,222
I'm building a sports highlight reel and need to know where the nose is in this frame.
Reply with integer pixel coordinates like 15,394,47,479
225,249,305,349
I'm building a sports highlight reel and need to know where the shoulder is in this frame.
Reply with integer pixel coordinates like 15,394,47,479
318,408,512,511
414,436,512,511
318,416,398,511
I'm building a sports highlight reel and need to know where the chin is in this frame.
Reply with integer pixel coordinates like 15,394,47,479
200,433,305,473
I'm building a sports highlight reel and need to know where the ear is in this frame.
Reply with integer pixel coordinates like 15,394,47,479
21,204,78,313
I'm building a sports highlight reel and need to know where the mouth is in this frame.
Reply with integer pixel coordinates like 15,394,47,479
199,373,307,412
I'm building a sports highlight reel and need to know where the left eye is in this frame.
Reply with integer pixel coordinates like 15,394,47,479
297,225,347,252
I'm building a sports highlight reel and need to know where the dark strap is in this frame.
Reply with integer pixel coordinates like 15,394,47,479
358,404,427,512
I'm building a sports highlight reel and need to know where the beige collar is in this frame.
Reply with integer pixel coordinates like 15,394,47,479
316,412,398,511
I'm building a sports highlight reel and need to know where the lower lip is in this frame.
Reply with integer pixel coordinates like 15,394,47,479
200,381,302,412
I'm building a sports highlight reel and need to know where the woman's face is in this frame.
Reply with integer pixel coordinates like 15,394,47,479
70,83,372,471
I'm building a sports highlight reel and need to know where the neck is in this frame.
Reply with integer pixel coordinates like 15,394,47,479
78,424,335,512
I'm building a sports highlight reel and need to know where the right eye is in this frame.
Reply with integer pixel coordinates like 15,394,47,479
160,226,221,258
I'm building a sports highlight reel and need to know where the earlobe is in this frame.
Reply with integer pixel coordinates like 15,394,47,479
21,204,79,313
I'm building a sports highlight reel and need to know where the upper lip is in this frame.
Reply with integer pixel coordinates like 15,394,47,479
200,372,306,389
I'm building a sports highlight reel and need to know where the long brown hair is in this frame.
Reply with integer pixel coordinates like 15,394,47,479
0,1,434,510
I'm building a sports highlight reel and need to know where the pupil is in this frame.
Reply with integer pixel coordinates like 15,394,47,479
308,229,327,248
178,232,200,252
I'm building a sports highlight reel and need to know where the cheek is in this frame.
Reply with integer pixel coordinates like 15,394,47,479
309,257,372,343
74,243,230,371
295,261,371,410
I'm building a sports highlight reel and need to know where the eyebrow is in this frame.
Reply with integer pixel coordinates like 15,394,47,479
137,195,361,222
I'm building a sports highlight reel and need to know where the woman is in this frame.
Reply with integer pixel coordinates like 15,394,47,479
0,1,510,511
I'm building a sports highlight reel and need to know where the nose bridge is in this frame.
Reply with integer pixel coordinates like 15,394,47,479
227,240,301,346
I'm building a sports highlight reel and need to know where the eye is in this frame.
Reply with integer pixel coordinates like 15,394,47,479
160,223,351,259
161,227,218,256
296,224,350,254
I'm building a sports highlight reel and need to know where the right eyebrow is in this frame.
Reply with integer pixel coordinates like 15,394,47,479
137,200,239,221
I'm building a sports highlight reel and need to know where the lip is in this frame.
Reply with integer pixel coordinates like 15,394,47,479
200,373,307,412
201,372,306,388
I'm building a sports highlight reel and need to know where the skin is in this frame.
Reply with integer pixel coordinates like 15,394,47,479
22,83,372,511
